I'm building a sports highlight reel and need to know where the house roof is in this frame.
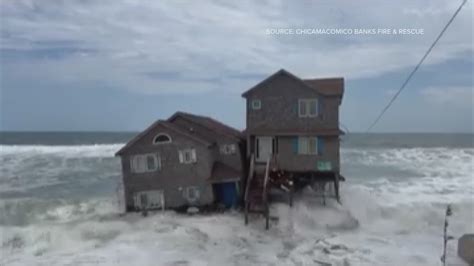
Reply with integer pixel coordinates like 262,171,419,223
241,69,344,99
168,111,243,140
115,120,212,156
209,161,241,183
303,78,344,97
243,127,345,136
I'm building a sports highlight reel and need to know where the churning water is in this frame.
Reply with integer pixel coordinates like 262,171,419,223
0,132,473,265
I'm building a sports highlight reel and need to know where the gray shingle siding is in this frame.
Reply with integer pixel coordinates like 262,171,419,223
246,73,339,132
120,123,214,209
274,136,340,171
170,116,243,172
243,70,343,173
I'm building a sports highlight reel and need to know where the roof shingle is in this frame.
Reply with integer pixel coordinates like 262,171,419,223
303,78,344,97
115,120,211,156
241,69,344,99
168,111,242,139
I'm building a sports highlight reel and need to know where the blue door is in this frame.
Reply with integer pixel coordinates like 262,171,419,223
214,182,238,208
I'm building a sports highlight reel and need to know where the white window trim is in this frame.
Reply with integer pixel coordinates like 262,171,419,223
185,186,200,203
220,144,236,155
178,149,197,164
135,190,165,210
298,137,318,155
298,98,318,118
251,99,261,110
130,153,161,173
153,133,172,145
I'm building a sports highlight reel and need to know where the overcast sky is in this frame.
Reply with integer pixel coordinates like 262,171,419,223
1,0,472,132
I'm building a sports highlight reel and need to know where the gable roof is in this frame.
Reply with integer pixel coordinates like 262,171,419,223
241,69,344,98
303,78,344,97
115,120,211,156
168,111,242,140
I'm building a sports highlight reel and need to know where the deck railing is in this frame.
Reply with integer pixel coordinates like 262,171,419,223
244,153,255,203
262,155,272,229
262,156,271,203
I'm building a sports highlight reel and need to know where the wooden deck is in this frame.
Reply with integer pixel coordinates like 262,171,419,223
244,155,294,230
244,154,342,230
244,154,271,229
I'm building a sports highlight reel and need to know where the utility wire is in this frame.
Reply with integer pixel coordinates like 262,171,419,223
366,0,468,132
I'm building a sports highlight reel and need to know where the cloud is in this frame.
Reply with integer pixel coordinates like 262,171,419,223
0,0,472,95
420,86,473,106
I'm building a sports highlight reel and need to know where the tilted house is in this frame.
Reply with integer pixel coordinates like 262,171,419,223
242,69,345,200
116,112,244,211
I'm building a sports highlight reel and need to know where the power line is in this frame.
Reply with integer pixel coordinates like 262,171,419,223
366,0,468,132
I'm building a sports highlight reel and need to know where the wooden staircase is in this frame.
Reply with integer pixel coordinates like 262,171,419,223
244,154,272,229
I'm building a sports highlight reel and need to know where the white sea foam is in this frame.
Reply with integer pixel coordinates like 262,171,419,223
0,144,123,193
0,145,472,265
0,144,124,158
1,189,471,266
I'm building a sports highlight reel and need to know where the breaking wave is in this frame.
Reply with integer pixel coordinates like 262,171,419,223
0,144,473,265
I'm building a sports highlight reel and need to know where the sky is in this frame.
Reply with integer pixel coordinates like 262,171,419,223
0,0,473,133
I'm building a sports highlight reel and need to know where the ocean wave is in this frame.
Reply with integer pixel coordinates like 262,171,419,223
0,144,125,158
1,186,471,266
342,147,473,177
0,197,120,226
0,144,472,265
0,144,123,194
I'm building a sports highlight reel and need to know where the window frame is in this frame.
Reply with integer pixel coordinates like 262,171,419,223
297,137,318,155
298,98,319,118
251,99,261,110
153,133,172,145
179,149,197,164
185,186,200,203
220,144,237,155
130,153,161,173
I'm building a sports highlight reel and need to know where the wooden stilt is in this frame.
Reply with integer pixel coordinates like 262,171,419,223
322,182,326,206
289,174,294,207
265,203,269,230
244,202,249,225
289,186,294,207
335,172,341,204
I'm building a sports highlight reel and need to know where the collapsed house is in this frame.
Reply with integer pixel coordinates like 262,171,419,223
116,69,345,222
116,112,244,211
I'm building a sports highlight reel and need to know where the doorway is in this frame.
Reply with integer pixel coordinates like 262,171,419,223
256,136,274,162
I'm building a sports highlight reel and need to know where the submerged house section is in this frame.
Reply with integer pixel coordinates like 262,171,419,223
115,112,244,211
115,69,345,217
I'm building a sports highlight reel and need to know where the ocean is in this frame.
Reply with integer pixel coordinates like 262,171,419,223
0,132,473,266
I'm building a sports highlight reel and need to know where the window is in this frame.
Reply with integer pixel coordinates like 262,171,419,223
153,133,171,144
131,153,160,173
140,194,148,207
135,190,164,209
220,144,237,155
185,186,200,203
178,149,197,164
251,99,261,110
272,137,278,154
298,137,318,155
298,99,318,117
